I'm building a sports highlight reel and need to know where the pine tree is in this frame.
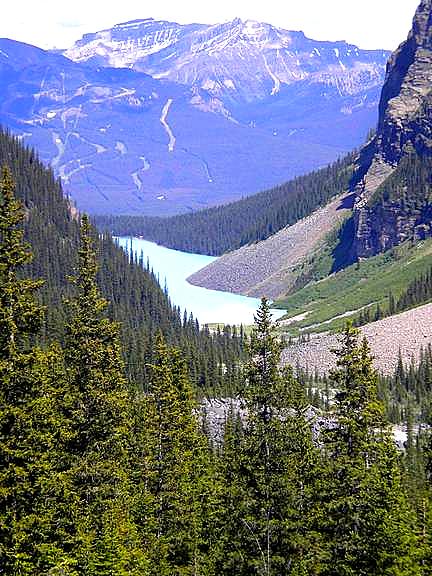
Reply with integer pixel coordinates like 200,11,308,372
62,214,147,573
0,168,73,573
214,405,248,575
0,166,46,572
321,323,421,575
232,298,323,575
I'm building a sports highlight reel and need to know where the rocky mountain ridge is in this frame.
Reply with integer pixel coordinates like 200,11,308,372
188,0,432,313
64,17,389,104
0,30,386,216
350,0,432,259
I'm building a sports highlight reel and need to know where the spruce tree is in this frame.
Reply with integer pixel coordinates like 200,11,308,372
134,334,213,575
321,323,421,575
63,214,147,573
0,166,46,572
0,168,72,573
233,298,322,575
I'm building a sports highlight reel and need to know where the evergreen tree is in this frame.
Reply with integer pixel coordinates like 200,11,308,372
321,323,421,575
62,214,147,573
0,168,75,573
231,298,322,575
214,406,248,575
134,334,213,575
0,166,48,572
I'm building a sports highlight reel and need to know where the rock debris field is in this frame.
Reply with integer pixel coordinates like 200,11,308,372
282,301,432,375
188,194,351,299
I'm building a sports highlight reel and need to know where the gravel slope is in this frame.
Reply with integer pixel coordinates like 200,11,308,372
188,194,351,299
281,301,432,375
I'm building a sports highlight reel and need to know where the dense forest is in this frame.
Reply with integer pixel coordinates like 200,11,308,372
95,153,355,256
1,144,432,573
0,128,246,394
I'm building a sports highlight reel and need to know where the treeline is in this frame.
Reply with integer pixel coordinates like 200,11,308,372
287,345,432,428
0,128,246,394
1,183,431,573
354,265,432,327
380,344,432,424
95,153,355,256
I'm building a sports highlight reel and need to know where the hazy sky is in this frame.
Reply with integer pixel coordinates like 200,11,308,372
1,0,421,51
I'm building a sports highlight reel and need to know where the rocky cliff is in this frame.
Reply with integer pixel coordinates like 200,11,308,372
350,0,432,259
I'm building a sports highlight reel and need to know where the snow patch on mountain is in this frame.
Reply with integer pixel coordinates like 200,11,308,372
160,99,176,152
64,18,390,104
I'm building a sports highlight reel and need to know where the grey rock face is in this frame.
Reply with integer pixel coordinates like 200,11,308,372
64,18,389,104
351,0,432,259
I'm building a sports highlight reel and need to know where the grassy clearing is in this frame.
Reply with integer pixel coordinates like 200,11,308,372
274,238,432,335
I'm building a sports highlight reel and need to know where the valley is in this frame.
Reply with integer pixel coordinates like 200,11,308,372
0,18,389,216
1,1,432,573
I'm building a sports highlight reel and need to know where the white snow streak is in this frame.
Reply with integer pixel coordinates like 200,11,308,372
131,156,151,191
115,141,127,155
51,132,66,168
160,99,176,152
263,55,280,96
132,172,142,191
140,155,150,171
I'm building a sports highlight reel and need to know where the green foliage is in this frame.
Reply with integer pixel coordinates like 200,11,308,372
371,153,432,208
1,130,431,574
276,237,432,335
60,215,146,572
0,166,51,573
95,154,355,256
321,324,422,575
0,127,246,394
216,299,325,575
133,335,214,575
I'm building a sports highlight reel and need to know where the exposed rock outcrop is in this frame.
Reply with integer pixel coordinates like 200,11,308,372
351,0,432,259
64,18,389,104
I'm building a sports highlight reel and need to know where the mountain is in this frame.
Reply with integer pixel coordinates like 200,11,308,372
0,127,244,390
348,0,432,259
0,19,388,217
64,17,388,104
175,0,432,376
95,153,355,256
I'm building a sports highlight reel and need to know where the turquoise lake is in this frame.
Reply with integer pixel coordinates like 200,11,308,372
117,237,285,325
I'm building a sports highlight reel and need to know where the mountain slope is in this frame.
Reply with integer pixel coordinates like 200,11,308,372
0,127,244,391
187,194,353,298
282,300,432,376
95,153,354,255
347,0,432,259
188,1,432,305
0,38,376,217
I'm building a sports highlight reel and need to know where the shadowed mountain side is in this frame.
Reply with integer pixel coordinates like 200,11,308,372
348,0,432,259
187,194,351,299
0,37,377,216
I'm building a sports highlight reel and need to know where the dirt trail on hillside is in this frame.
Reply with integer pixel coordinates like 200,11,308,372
281,302,432,375
188,194,352,299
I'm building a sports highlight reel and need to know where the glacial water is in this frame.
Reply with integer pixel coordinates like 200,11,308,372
117,237,285,325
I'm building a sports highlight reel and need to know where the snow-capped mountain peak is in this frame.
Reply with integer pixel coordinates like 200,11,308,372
63,18,389,102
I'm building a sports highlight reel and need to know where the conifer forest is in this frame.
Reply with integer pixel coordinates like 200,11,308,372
3,0,432,573
1,128,432,574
